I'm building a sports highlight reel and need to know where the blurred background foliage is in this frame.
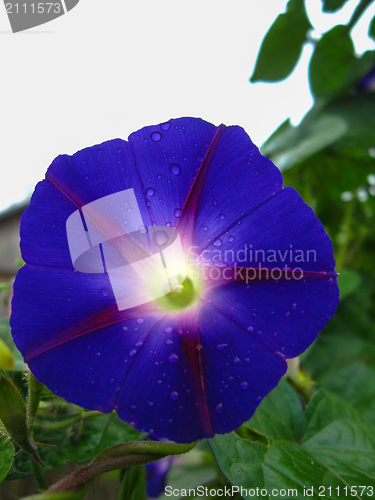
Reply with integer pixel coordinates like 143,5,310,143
1,0,375,498
251,0,375,427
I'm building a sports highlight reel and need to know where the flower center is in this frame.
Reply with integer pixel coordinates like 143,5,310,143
155,272,201,312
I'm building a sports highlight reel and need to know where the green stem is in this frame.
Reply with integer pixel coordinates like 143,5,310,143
345,0,374,32
31,456,48,491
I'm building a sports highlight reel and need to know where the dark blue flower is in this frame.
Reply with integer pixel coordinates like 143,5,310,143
10,118,339,443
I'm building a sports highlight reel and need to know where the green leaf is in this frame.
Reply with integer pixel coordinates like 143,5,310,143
318,362,375,424
322,0,350,12
0,370,37,456
210,382,375,498
0,318,25,371
309,25,355,99
0,439,14,484
370,15,375,40
261,113,347,170
8,410,145,480
250,0,312,82
337,269,361,300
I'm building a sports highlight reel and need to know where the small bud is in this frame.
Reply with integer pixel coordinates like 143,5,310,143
0,370,37,455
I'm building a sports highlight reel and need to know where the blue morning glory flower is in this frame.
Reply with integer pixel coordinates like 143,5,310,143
10,118,339,443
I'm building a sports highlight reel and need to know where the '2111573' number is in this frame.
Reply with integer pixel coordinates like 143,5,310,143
5,3,62,14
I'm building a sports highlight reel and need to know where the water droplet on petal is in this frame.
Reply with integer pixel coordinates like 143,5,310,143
137,318,145,325
146,187,155,197
233,357,240,365
129,349,137,358
135,341,143,348
174,208,182,218
256,396,262,402
292,303,297,310
84,175,89,180
153,230,169,246
328,278,334,285
166,339,173,346
203,226,208,231
213,238,222,247
100,287,110,297
148,401,154,407
151,131,162,142
247,326,254,333
215,403,223,414
219,213,225,220
196,154,204,162
240,381,249,390
216,343,228,351
204,141,210,148
212,199,218,206
160,122,171,131
170,391,179,401
168,353,179,364
170,163,181,176
164,327,173,334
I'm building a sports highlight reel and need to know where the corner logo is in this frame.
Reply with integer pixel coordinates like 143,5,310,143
66,189,186,311
4,0,79,33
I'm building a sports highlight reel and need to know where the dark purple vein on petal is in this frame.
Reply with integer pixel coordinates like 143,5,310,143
24,302,162,362
176,125,224,248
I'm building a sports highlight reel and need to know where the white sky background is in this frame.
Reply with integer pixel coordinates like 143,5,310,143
0,0,374,214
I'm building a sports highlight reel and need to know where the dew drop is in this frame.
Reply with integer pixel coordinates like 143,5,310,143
164,327,173,334
203,225,208,231
240,381,249,390
204,141,210,148
146,187,155,197
100,287,110,297
170,391,179,401
256,396,262,402
216,343,228,351
166,339,173,346
136,318,145,325
174,208,182,218
213,238,222,247
196,154,204,162
84,175,89,180
328,278,334,285
151,131,162,142
148,401,154,407
233,357,240,365
129,349,137,358
170,163,181,176
168,353,179,364
153,230,169,246
135,341,143,348
247,326,254,333
212,199,218,206
292,303,297,310
160,122,171,131
215,403,223,414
